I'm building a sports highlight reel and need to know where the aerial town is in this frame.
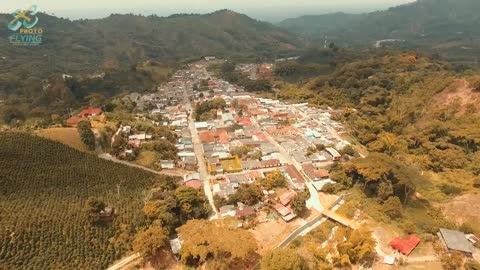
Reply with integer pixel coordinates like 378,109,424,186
61,58,479,269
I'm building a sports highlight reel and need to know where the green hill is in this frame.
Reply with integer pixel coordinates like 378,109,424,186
0,10,302,76
278,0,480,62
0,132,169,269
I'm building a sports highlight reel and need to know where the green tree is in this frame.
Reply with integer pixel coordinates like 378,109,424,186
229,184,263,206
260,170,288,190
77,120,96,151
383,196,403,219
261,249,309,270
292,192,309,215
132,225,169,261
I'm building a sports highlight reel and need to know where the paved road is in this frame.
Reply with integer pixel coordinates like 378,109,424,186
98,153,187,177
106,253,140,270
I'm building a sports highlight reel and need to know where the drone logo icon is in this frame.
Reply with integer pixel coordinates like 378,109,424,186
8,5,40,32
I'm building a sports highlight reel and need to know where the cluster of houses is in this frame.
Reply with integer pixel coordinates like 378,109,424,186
186,70,350,222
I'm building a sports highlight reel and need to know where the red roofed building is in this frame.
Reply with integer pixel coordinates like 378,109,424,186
184,180,203,190
279,190,297,206
260,159,281,168
390,235,421,255
78,108,103,118
235,116,252,126
302,163,330,181
66,117,85,126
235,206,256,219
286,165,306,185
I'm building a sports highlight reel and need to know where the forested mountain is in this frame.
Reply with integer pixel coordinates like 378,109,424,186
0,10,302,76
278,0,480,62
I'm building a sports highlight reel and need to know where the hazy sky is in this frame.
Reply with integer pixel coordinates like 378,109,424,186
1,0,415,21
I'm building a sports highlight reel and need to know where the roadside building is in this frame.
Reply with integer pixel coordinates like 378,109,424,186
326,148,342,161
390,234,421,255
438,228,475,255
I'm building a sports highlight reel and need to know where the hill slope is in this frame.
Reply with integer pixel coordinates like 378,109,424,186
278,0,480,61
0,10,302,76
0,133,165,269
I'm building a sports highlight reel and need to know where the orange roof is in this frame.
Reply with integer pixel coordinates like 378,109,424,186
302,163,330,180
199,131,216,143
247,171,263,180
249,109,268,116
66,117,87,126
279,190,297,206
184,180,203,190
390,235,421,255
235,117,252,126
217,129,229,145
78,108,102,117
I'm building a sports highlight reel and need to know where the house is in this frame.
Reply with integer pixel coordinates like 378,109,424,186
78,108,103,118
279,190,297,206
194,122,209,131
185,179,203,190
302,163,330,181
182,156,198,170
285,165,306,187
438,228,475,255
273,203,297,222
66,117,85,126
235,205,256,220
159,160,175,169
390,234,421,255
326,148,342,161
260,159,281,168
219,205,236,218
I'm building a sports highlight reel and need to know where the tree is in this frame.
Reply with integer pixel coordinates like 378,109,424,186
465,260,480,270
441,252,464,270
132,225,169,261
175,185,210,221
177,219,258,268
377,181,394,201
383,196,403,219
261,249,309,270
260,170,288,190
292,192,309,215
229,184,263,206
77,120,96,151
85,197,106,224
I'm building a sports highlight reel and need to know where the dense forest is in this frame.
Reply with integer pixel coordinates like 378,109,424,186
0,132,176,269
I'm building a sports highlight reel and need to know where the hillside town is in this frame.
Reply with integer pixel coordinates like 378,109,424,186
62,59,480,269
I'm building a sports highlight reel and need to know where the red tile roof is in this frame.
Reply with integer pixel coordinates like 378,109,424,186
390,235,421,255
286,165,306,184
66,117,86,126
302,163,330,180
273,203,291,216
279,190,297,206
235,117,252,126
261,159,281,168
235,206,256,219
184,180,203,190
78,108,102,117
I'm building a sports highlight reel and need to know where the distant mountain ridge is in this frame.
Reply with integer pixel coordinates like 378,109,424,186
278,0,480,61
0,10,303,76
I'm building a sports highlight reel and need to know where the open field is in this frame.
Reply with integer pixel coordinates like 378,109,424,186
37,127,87,151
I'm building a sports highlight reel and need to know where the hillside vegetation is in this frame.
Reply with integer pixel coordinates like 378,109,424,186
0,133,171,269
0,10,301,77
279,0,480,62
279,52,480,232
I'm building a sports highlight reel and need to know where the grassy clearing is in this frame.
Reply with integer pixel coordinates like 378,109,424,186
133,150,160,168
37,127,87,152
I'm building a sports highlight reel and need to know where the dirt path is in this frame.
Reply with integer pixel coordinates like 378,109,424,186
98,153,187,177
